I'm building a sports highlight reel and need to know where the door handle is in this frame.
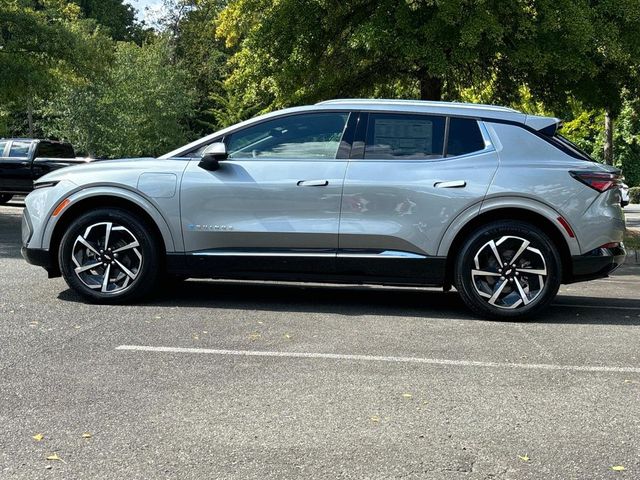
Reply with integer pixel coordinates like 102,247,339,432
297,179,329,187
434,180,466,188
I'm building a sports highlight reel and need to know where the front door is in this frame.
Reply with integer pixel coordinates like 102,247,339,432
180,111,353,276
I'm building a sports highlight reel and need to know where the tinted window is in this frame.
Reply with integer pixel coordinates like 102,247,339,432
364,114,445,160
226,112,349,160
8,141,31,158
0,141,7,156
446,118,485,157
35,142,75,158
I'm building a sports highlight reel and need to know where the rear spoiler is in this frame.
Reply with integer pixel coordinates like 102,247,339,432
524,115,562,136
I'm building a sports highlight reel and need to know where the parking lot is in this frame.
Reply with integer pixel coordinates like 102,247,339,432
1,198,639,479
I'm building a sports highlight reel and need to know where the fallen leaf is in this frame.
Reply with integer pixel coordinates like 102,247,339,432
518,455,530,462
46,453,65,463
402,393,413,399
44,465,52,470
611,466,625,471
32,433,44,442
370,415,380,422
283,334,292,339
82,432,92,439
249,333,261,340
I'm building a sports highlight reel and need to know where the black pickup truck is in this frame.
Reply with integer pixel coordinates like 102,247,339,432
0,139,92,204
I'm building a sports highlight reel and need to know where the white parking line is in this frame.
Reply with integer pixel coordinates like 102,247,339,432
116,345,640,373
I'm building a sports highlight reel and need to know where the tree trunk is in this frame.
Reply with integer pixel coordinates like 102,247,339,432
27,100,34,138
419,74,443,101
604,108,614,165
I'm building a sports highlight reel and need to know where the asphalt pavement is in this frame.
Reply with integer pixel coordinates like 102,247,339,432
1,198,639,479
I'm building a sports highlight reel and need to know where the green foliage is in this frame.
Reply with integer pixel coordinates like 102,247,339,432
0,0,111,104
216,0,528,108
614,95,640,186
73,0,143,42
43,37,196,157
170,0,233,135
629,187,640,204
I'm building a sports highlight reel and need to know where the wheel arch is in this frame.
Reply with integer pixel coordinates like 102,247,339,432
44,190,175,276
441,205,577,286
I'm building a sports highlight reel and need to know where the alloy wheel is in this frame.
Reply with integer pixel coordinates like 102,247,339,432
71,222,143,294
471,235,547,309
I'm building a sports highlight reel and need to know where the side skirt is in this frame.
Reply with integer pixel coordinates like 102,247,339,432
166,251,447,287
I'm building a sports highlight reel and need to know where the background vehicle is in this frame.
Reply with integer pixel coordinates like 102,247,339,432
0,138,91,204
20,100,626,319
620,182,630,207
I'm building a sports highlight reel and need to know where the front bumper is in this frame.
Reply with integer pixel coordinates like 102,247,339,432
21,247,60,278
568,245,626,283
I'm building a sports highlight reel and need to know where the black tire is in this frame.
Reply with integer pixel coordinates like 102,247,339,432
0,194,13,205
58,208,160,303
454,220,561,320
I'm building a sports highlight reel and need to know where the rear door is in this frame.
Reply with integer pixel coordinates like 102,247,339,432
180,111,354,276
338,113,499,283
0,140,34,193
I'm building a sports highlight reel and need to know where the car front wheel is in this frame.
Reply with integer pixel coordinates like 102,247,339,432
454,220,561,320
58,208,160,303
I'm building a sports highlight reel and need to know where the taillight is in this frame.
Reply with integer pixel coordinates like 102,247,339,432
570,171,620,192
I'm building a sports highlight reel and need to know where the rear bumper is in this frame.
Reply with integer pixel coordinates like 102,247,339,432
567,245,626,283
21,247,60,278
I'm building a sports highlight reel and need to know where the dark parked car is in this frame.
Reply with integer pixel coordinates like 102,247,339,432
0,138,91,204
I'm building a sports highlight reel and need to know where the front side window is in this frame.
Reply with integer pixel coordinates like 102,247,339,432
226,112,349,160
364,113,445,160
0,141,7,156
446,118,486,157
8,141,31,158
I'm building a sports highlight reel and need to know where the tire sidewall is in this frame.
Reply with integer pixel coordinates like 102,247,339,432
59,208,159,303
455,221,561,320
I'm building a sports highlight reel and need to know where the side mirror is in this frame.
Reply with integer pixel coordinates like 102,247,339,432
198,142,228,171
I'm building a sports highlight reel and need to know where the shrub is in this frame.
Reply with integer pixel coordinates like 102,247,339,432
629,186,640,204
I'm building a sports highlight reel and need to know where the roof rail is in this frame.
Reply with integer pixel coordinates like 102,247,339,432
316,98,519,113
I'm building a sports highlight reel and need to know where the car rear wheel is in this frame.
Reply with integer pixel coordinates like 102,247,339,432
454,221,561,320
59,208,160,303
0,194,13,205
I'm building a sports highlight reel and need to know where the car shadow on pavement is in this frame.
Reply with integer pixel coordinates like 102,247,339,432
57,279,640,325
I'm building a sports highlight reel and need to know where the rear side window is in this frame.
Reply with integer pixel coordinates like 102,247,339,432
8,141,31,158
446,118,485,157
365,113,445,160
35,142,75,158
0,141,7,156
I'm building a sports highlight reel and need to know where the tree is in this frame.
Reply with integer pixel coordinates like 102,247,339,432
215,0,528,108
43,37,196,158
73,0,144,42
0,0,111,136
499,0,640,165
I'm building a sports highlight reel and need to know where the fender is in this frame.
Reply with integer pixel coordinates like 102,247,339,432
40,185,179,253
436,195,581,257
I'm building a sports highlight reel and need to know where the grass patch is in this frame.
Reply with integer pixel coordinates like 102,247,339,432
624,229,640,250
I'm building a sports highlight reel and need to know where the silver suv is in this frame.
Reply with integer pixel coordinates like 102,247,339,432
21,99,626,319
